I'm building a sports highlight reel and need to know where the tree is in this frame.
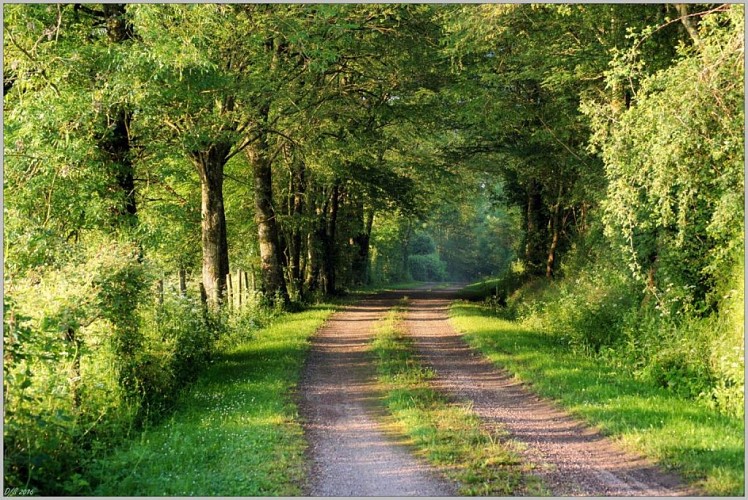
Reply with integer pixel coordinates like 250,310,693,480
589,4,743,312
126,4,282,307
439,4,681,277
263,4,447,295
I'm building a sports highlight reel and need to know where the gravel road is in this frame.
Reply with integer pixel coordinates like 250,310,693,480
404,286,695,496
297,291,456,496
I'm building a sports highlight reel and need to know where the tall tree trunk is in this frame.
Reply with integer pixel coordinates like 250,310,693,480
352,203,374,285
320,183,340,295
401,218,413,280
289,160,306,296
102,4,133,42
305,185,324,293
608,13,632,115
96,5,136,227
178,268,187,296
674,4,701,46
546,185,563,278
524,180,546,275
246,120,289,304
193,144,231,309
101,108,137,225
306,229,320,292
95,4,146,402
363,207,375,284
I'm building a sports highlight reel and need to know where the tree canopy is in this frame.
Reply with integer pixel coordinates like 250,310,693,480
4,4,743,494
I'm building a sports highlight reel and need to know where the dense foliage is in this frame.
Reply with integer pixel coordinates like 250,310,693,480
3,3,743,494
465,3,744,419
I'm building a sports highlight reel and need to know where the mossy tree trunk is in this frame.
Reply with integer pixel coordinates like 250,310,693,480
246,116,289,304
192,144,231,309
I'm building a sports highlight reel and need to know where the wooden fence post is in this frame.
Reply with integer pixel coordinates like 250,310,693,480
226,272,233,310
178,268,187,297
237,270,243,309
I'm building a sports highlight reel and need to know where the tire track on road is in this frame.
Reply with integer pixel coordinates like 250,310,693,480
404,286,693,497
297,291,456,496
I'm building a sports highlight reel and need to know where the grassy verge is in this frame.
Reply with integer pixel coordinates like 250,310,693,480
87,304,336,496
351,280,455,295
370,301,547,496
450,301,745,496
456,277,506,300
351,280,424,294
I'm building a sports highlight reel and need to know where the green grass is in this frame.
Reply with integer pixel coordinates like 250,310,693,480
455,273,529,303
456,277,506,300
350,280,426,294
87,305,336,496
450,301,745,496
370,301,547,496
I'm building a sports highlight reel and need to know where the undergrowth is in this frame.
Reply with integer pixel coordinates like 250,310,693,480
2,248,293,495
371,300,547,496
466,247,743,420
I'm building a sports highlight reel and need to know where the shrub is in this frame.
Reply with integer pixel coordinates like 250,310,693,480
409,231,437,255
3,290,139,495
408,253,448,281
137,291,217,418
628,313,714,399
498,240,744,418
215,290,277,351
3,243,233,494
705,256,745,418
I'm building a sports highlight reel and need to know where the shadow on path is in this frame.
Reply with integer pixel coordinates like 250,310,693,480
403,286,694,496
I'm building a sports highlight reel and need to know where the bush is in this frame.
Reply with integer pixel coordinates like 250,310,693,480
624,259,745,417
409,231,437,255
627,312,714,399
3,299,140,495
705,256,745,418
590,6,744,320
3,243,235,494
543,269,637,354
214,290,278,351
3,241,148,494
498,240,744,418
408,253,448,281
137,292,217,418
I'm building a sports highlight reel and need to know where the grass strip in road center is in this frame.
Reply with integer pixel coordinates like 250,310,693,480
449,301,744,496
370,299,547,496
88,305,336,496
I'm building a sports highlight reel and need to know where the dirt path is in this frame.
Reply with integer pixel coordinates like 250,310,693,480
404,286,694,496
297,292,456,496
